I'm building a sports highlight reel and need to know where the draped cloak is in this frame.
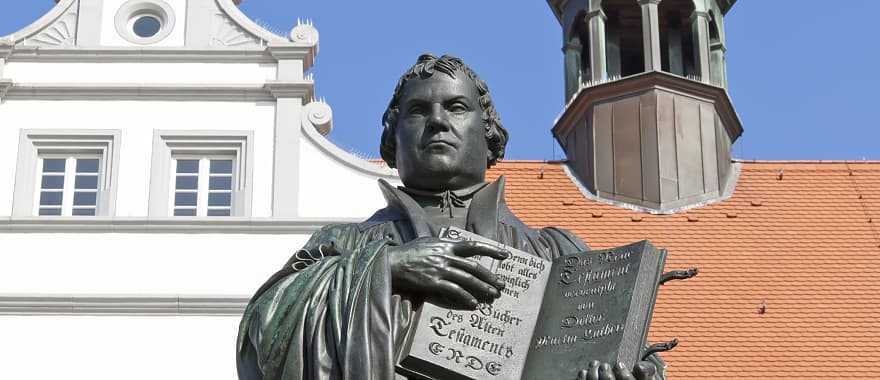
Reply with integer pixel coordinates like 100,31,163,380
236,177,590,380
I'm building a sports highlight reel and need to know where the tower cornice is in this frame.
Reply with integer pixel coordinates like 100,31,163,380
553,71,742,141
547,0,738,22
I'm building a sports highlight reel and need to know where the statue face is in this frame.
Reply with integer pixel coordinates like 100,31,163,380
394,72,488,191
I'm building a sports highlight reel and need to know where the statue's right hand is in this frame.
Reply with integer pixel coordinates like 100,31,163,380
387,237,509,310
577,361,657,380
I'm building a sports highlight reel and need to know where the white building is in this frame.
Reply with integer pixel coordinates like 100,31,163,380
0,1,397,378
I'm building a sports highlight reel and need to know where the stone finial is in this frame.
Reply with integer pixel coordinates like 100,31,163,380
290,19,319,46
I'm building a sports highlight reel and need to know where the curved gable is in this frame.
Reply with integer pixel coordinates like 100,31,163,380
3,0,79,47
0,0,310,51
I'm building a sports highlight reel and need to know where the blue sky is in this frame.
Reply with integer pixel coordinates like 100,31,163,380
2,1,878,161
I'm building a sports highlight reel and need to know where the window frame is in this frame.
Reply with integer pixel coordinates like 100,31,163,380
114,0,176,45
149,130,253,218
35,154,103,216
13,130,121,217
169,155,237,217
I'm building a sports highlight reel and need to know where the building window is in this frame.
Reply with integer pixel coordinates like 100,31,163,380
132,15,162,38
13,130,121,218
149,131,253,218
114,0,176,45
171,157,235,217
37,156,101,216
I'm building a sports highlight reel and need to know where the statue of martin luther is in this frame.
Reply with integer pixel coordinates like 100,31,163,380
237,54,660,380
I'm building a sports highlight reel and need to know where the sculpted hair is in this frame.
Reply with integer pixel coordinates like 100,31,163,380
380,54,509,168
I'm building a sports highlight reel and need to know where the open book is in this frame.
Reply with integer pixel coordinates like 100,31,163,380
397,227,667,380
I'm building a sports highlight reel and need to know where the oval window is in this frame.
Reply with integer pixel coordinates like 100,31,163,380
132,15,161,38
115,0,176,44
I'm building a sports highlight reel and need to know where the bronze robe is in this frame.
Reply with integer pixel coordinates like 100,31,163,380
236,178,589,380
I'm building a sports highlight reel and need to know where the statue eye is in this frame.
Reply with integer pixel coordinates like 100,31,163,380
449,102,469,114
407,105,426,116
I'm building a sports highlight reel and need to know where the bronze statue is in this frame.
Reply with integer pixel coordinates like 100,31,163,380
236,54,660,380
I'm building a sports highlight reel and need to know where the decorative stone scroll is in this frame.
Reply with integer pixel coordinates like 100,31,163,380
302,99,333,136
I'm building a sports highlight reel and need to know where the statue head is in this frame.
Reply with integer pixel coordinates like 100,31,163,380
381,54,509,191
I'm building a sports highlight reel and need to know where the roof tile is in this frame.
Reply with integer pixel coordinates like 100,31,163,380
488,160,880,378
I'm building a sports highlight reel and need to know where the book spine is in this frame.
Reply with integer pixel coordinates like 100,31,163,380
638,248,667,360
518,259,557,375
616,245,667,368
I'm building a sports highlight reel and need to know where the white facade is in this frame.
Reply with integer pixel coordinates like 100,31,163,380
0,1,398,378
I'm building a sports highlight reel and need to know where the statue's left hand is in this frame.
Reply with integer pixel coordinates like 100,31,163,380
576,361,656,380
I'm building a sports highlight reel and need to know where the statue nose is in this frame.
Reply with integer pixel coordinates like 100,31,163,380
426,104,451,131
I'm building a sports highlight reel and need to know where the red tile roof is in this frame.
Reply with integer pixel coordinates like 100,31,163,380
488,160,880,379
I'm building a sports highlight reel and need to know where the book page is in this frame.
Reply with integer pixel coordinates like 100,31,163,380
521,241,665,379
397,227,551,380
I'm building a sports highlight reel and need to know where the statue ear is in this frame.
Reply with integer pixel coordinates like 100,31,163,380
380,124,398,168
484,121,496,168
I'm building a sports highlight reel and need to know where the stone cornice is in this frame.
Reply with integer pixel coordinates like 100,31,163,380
6,46,276,63
0,216,359,234
0,80,12,99
267,44,312,60
1,81,314,101
264,80,314,99
267,43,315,70
5,82,273,101
552,71,743,141
0,294,249,316
0,39,12,60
